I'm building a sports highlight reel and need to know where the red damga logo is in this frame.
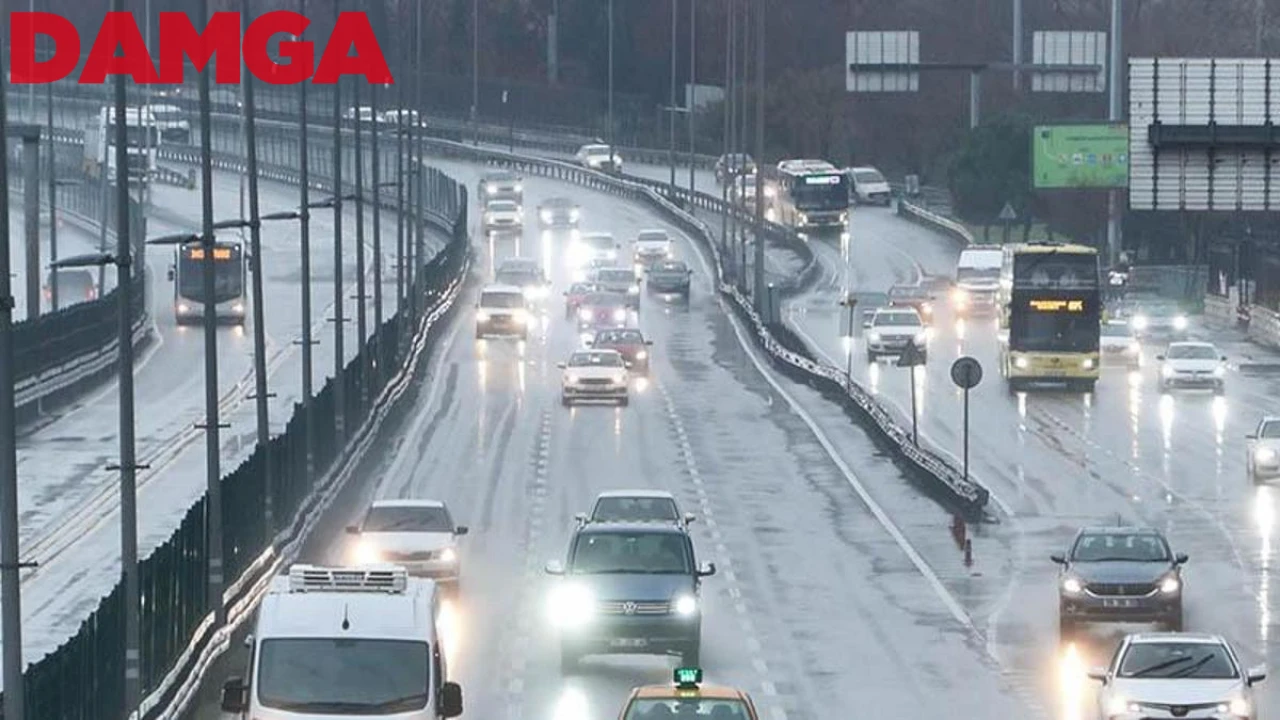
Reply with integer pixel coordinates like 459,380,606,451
9,11,393,85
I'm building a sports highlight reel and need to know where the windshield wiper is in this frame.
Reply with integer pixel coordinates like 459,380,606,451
1128,655,1196,677
1168,655,1218,679
1081,556,1163,562
366,693,431,711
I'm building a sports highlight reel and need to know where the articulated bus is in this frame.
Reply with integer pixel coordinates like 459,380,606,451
169,234,247,325
997,242,1101,392
764,159,850,234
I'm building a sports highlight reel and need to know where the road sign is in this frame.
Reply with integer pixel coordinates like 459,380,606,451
1031,32,1107,93
1032,124,1129,189
1129,57,1280,211
846,31,919,92
896,340,926,367
997,201,1017,222
950,356,983,389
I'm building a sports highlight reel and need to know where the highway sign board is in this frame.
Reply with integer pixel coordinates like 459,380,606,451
1032,124,1129,189
846,31,919,92
1031,31,1107,93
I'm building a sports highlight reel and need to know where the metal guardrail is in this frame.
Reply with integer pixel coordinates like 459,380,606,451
896,198,975,248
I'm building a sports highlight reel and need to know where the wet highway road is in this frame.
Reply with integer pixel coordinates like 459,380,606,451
763,202,1280,718
195,162,1030,719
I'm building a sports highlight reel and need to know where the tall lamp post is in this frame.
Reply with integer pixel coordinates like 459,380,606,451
688,0,697,193
751,0,765,311
296,0,315,477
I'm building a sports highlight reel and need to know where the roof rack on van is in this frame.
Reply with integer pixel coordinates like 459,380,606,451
288,564,408,594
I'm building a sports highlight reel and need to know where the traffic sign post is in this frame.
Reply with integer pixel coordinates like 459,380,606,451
896,340,926,445
998,201,1017,244
950,356,983,483
839,294,857,384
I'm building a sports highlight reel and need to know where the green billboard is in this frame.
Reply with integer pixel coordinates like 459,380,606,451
1032,123,1129,189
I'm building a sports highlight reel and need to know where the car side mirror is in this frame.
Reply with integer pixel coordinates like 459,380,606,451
862,321,873,329
1248,665,1267,685
166,267,175,281
574,512,588,523
1247,433,1258,440
584,340,593,347
220,676,248,713
455,525,469,536
646,340,654,345
1050,554,1066,565
439,681,464,718
1174,553,1189,565
545,560,565,575
556,361,566,368
697,561,717,577
1155,354,1165,361
1222,356,1228,362
684,513,697,524
345,525,360,535
1086,667,1108,684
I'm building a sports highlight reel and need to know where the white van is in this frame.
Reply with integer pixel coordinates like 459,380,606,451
219,565,464,720
846,166,892,205
952,244,1003,316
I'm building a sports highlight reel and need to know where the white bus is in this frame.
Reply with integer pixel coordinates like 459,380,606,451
168,232,247,325
83,106,159,182
765,159,850,233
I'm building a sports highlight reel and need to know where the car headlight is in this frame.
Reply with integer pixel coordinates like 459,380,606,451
605,250,617,260
177,302,190,313
1132,315,1149,330
548,583,595,627
578,308,592,321
1128,340,1141,354
868,332,881,343
627,285,640,294
951,288,970,305
485,185,496,195
1014,356,1029,369
1062,577,1083,594
570,209,580,220
1173,315,1188,330
1220,697,1250,715
514,183,523,192
1161,365,1174,378
1108,697,1139,716
1214,365,1226,377
764,186,776,198
635,351,648,360
1256,448,1277,464
566,373,581,384
438,547,457,563
921,302,933,314
353,540,382,565
541,209,552,222
477,310,491,321
1159,575,1180,594
673,594,698,616
798,213,808,224
840,211,849,223
1082,358,1095,369
914,331,927,344
612,309,627,322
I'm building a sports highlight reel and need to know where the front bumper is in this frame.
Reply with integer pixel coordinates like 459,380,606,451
1162,372,1224,389
953,292,998,315
1060,592,1181,623
383,558,460,580
485,218,522,230
563,382,628,398
867,337,924,353
1006,353,1100,380
477,318,528,336
860,191,891,205
797,213,846,229
648,280,690,294
561,615,699,655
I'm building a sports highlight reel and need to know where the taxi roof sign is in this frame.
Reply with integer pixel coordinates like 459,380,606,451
674,667,703,688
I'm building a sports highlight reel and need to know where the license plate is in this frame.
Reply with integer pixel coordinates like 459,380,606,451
1102,598,1136,608
1041,369,1066,377
610,638,648,648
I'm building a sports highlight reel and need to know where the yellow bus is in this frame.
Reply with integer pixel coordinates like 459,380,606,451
997,242,1101,392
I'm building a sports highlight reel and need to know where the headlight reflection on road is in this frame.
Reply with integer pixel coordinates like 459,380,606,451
437,599,462,673
1058,642,1088,720
867,360,881,393
1211,395,1228,440
954,318,966,341
633,376,650,394
911,365,926,419
1159,394,1175,452
1256,486,1275,644
552,686,591,720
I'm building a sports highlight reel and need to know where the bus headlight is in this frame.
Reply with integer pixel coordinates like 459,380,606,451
840,211,849,223
798,213,808,224
1014,357,1029,369
353,540,382,565
485,185,496,195
627,286,640,295
438,547,457,563
232,302,244,313
570,209,580,221
612,309,627,322
914,331,928,344
1173,315,1188,330
514,183,523,193
1128,340,1141,354
868,332,881,343
477,310,491,322
1062,577,1083,594
177,302,190,313
1082,358,1095,369
540,209,553,223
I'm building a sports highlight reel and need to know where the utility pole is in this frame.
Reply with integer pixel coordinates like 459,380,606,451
1106,0,1123,267
0,22,28,720
414,0,427,306
608,0,615,152
196,0,226,628
669,0,678,193
1012,0,1023,91
23,122,39,321
371,80,383,368
720,0,734,262
738,0,749,284
332,66,347,442
395,64,406,313
688,0,696,193
472,0,480,144
241,0,273,530
406,11,420,319
46,80,58,311
297,0,315,479
752,0,765,310
353,78,368,407
111,36,142,716
549,0,560,84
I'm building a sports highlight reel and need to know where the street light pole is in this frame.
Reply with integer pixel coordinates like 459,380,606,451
414,0,427,307
353,78,368,407
46,80,58,311
395,69,405,313
332,69,347,442
669,0,678,193
607,0,615,152
688,0,696,193
371,80,383,362
472,0,479,145
297,0,315,479
196,0,226,629
241,0,273,530
721,0,734,266
752,0,765,310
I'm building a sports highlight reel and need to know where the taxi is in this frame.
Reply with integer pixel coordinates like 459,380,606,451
617,668,759,720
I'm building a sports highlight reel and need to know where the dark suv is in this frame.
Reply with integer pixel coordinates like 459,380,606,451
1052,526,1187,640
545,522,715,673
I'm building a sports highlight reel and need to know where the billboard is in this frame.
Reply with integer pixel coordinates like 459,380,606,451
845,31,919,92
1032,123,1129,189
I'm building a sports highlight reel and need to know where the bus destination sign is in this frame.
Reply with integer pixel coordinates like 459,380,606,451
1028,298,1084,312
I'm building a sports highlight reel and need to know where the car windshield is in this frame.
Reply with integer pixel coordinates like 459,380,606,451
497,270,541,286
584,235,615,249
1139,303,1179,317
486,173,517,183
1261,422,1280,439
480,291,524,308
854,170,886,184
875,312,921,327
569,531,693,574
362,505,453,533
1168,345,1217,360
596,330,644,345
584,146,610,156
569,352,624,367
545,198,573,208
624,698,751,720
597,270,634,283
1118,642,1238,679
1101,323,1132,337
257,638,431,712
638,232,669,244
654,263,688,274
889,287,927,300
592,496,679,522
488,201,517,212
1071,532,1169,562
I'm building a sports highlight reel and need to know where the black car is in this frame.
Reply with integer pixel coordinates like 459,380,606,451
886,284,935,324
646,260,692,297
538,197,580,228
1052,526,1187,639
545,522,716,672
479,171,522,204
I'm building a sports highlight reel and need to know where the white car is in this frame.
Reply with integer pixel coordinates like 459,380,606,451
847,165,892,205
484,199,523,232
1089,633,1265,720
1100,320,1142,368
589,266,641,309
345,499,469,583
342,105,377,123
559,349,629,406
475,284,531,339
575,489,695,526
634,229,673,268
1156,341,1226,394
864,307,928,362
575,143,622,172
479,171,523,204
1246,416,1280,482
571,232,620,268
379,108,423,129
496,258,550,301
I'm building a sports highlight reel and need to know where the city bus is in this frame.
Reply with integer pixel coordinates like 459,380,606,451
169,234,247,326
997,242,1101,392
763,159,849,234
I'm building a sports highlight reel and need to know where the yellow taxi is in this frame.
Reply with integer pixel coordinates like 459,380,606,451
617,668,760,720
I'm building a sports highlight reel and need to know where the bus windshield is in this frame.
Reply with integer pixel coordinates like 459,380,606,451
1011,295,1099,352
791,175,848,210
1012,252,1098,290
177,247,244,304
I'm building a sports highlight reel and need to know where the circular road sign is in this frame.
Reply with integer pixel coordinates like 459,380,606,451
950,356,983,390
